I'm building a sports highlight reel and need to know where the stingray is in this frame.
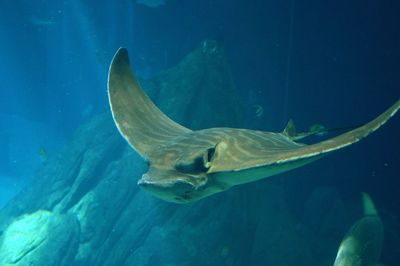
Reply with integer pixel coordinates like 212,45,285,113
108,48,399,203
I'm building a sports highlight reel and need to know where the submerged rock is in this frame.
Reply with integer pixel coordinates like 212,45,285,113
142,39,243,129
0,41,315,265
0,210,79,265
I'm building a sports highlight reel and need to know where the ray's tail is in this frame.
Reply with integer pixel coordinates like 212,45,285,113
277,99,400,164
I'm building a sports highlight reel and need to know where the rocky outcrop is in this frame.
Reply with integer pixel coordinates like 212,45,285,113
142,39,243,130
0,210,79,265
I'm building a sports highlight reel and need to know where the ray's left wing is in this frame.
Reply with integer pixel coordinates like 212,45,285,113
108,48,192,159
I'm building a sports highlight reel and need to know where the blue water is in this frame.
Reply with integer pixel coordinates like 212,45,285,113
1,0,399,265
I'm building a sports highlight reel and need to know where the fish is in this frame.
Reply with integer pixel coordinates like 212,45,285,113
253,104,264,118
107,47,400,203
38,146,48,163
282,120,361,140
333,193,383,266
30,17,56,27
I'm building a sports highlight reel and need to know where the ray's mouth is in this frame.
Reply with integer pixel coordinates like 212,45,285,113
138,177,193,189
138,174,197,203
138,174,193,187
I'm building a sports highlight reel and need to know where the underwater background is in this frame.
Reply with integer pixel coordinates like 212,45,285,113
0,0,399,265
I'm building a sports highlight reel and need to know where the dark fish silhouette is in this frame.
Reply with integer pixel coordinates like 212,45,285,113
334,193,383,266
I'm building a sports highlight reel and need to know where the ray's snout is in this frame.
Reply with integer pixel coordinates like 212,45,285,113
137,174,151,187
138,173,197,203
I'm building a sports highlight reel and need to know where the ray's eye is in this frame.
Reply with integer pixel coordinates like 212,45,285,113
175,147,216,174
207,146,216,163
175,156,208,174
